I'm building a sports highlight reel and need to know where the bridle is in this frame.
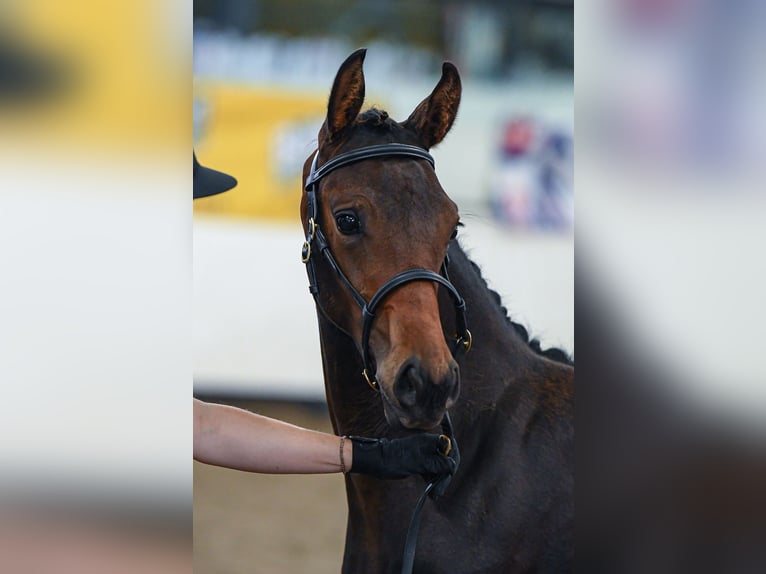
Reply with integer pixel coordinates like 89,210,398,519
302,143,472,390
301,142,470,574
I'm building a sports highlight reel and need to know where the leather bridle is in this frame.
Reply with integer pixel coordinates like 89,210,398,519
301,142,470,574
302,143,472,390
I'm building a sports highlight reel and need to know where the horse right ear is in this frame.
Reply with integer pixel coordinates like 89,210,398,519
404,62,461,149
323,48,367,143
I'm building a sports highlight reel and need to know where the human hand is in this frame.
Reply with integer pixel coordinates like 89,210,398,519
349,434,457,479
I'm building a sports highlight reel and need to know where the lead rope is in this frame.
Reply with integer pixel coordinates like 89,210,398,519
400,412,460,574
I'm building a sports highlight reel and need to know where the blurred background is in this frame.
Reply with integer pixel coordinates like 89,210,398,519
5,0,763,571
192,1,572,572
1,1,190,573
576,0,766,572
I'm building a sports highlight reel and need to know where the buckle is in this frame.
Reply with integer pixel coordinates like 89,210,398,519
362,369,379,392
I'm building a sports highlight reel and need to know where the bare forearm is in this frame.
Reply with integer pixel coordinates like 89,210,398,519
193,399,352,474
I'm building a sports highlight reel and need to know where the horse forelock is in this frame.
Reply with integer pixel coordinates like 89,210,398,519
351,108,424,144
321,108,413,152
355,107,391,128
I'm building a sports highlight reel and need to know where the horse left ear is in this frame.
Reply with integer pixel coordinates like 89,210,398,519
404,62,461,149
323,48,367,143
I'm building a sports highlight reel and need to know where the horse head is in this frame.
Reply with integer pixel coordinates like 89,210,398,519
301,48,464,431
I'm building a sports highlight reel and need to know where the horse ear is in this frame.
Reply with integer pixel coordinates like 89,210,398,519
324,48,367,142
404,62,461,149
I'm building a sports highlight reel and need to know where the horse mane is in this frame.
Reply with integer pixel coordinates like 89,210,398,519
465,255,574,366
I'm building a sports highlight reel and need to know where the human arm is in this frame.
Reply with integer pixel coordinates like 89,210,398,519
193,398,350,473
193,399,457,478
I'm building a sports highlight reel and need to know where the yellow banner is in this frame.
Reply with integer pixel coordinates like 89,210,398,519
193,83,326,220
1,1,187,153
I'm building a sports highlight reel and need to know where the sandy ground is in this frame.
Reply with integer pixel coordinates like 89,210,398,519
193,400,347,574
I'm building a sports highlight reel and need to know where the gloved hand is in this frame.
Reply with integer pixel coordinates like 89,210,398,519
349,434,457,479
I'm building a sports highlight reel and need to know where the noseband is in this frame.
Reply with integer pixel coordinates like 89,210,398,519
301,143,472,390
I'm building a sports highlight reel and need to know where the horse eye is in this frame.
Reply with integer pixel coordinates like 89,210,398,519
450,227,459,240
335,211,361,235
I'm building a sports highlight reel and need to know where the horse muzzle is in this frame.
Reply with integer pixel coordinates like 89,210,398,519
380,356,460,430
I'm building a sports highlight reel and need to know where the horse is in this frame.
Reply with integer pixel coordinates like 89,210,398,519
299,48,574,574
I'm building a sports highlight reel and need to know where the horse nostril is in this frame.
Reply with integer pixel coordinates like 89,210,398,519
447,364,461,404
394,362,423,408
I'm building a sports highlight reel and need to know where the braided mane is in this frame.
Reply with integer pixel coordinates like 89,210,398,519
466,257,573,366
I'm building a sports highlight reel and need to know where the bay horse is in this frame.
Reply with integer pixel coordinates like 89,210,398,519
300,49,573,574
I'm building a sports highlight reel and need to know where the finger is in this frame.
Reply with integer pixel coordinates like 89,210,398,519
412,434,442,454
429,454,455,475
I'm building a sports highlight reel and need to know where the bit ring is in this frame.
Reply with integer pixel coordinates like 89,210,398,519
438,435,452,457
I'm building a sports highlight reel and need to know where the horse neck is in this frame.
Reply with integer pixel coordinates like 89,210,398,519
442,241,536,415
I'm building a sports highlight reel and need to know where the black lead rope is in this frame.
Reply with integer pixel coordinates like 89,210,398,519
400,412,460,574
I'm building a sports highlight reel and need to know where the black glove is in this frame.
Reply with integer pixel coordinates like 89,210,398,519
349,434,457,479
